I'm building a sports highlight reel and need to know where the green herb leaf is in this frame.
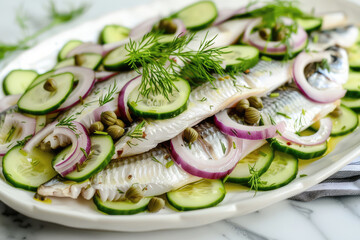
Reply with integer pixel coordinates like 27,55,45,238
220,140,226,154
99,81,117,106
166,160,174,168
56,115,77,131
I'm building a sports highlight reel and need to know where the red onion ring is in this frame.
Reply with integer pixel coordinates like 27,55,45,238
95,71,120,82
118,75,141,122
281,118,332,146
170,132,243,179
214,109,286,140
53,122,91,176
292,51,346,103
54,66,96,112
0,113,36,156
129,16,160,40
0,94,21,113
23,121,57,153
172,18,187,37
79,103,115,129
242,18,262,44
66,42,104,58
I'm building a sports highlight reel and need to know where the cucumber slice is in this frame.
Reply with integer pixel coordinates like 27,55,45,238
172,1,218,30
100,25,130,44
221,45,259,72
127,78,190,119
341,97,360,113
74,53,102,70
27,70,55,90
167,179,225,211
343,72,360,98
54,57,75,70
257,151,298,191
348,36,360,71
58,40,83,61
260,39,308,60
3,70,38,95
227,144,273,183
18,72,74,115
311,105,358,136
2,146,57,191
93,195,151,215
103,45,130,71
296,18,322,32
269,136,327,159
53,135,114,182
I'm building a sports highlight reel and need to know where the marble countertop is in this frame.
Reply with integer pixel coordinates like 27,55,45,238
1,0,360,239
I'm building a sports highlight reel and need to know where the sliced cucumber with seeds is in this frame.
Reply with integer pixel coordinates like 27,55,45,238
100,25,130,44
54,57,75,70
74,53,102,70
256,151,298,191
227,144,273,183
18,72,74,115
53,135,114,182
128,77,190,119
94,196,151,215
341,98,360,113
167,179,225,211
297,18,322,32
221,45,259,72
27,70,55,90
58,40,83,61
343,72,360,98
3,146,57,191
172,1,218,30
103,45,130,71
348,37,360,71
268,136,327,159
311,105,358,136
3,70,38,95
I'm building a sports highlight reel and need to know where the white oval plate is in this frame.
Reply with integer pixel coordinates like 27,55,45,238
0,0,359,232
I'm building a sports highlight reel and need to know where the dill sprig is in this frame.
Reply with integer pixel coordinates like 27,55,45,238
0,1,88,61
125,32,227,100
127,120,146,139
248,164,266,195
56,115,77,131
99,81,118,106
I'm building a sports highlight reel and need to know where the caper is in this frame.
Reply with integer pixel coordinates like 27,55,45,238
43,78,57,92
259,28,271,40
158,19,177,34
107,125,124,140
115,119,125,128
101,111,117,126
235,99,250,115
89,121,104,134
74,54,85,66
248,96,263,109
330,106,342,117
148,197,165,213
244,107,261,125
125,185,144,203
183,127,198,144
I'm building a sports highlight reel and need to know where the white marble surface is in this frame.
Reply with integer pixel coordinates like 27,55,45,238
1,0,360,239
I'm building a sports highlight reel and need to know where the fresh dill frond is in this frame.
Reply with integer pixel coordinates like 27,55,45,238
11,135,33,148
248,164,266,195
127,120,146,139
220,140,226,154
151,156,162,165
56,115,77,131
276,112,291,119
99,81,117,106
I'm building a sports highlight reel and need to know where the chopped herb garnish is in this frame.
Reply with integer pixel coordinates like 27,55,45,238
276,130,282,136
259,151,267,157
166,160,174,168
300,174,308,178
210,105,214,110
118,189,124,194
269,92,279,98
127,120,146,139
233,141,236,149
151,156,162,165
99,81,117,106
220,140,226,154
94,131,108,135
12,135,33,148
248,164,266,195
199,97,207,102
268,114,276,125
56,115,77,131
80,147,88,158
261,56,273,62
276,112,291,119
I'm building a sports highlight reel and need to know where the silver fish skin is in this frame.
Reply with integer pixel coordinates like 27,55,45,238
308,25,359,51
114,60,293,158
38,122,233,201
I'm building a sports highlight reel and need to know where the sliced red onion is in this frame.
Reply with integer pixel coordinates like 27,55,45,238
242,18,262,43
95,71,120,82
0,94,21,113
129,16,160,40
214,109,286,140
170,133,243,179
53,122,91,176
249,22,307,54
0,113,36,156
118,75,141,122
23,121,57,153
79,103,115,129
172,18,187,37
54,66,96,112
293,51,346,103
281,118,332,146
66,42,104,58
